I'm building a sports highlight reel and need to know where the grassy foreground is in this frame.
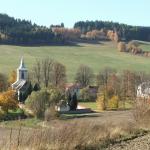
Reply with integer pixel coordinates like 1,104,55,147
0,41,150,81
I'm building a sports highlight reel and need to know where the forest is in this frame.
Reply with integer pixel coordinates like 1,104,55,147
74,20,150,41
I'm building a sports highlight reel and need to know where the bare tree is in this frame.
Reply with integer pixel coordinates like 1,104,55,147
97,67,116,88
75,65,94,87
51,62,66,88
32,59,41,84
42,58,54,88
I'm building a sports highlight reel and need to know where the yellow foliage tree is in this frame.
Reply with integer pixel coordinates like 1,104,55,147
108,96,119,109
0,90,18,112
96,92,106,111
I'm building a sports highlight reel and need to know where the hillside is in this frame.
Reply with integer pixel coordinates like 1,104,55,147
0,41,150,81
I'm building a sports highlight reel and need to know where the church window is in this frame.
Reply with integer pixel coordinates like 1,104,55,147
21,72,24,79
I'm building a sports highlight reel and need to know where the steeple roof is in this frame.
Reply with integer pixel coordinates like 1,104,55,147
18,57,27,70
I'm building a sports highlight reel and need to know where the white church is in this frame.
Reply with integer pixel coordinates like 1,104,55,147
12,57,31,102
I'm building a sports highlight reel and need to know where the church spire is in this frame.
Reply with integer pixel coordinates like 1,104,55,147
19,56,26,69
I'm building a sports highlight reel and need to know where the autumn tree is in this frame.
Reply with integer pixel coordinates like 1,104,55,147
108,96,119,109
117,42,126,52
96,89,106,111
85,29,106,40
0,90,18,112
75,65,94,87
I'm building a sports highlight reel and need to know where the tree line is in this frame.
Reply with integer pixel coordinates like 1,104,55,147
74,20,150,41
0,14,65,45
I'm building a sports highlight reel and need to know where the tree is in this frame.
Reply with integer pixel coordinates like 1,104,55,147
26,87,63,119
70,93,78,110
25,90,49,119
96,91,106,111
97,67,116,89
51,62,66,88
32,60,41,85
33,83,40,91
0,90,18,112
41,58,54,88
75,65,94,87
48,87,63,105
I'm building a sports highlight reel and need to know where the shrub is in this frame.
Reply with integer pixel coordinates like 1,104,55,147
108,96,119,109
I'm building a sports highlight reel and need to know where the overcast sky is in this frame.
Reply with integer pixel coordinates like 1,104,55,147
0,0,149,28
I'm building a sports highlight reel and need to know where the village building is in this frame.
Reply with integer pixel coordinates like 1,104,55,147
137,82,150,98
12,57,32,102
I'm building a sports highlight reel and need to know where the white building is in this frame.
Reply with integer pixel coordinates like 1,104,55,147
137,82,150,98
12,57,31,102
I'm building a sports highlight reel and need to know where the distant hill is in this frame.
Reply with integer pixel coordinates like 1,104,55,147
0,13,150,45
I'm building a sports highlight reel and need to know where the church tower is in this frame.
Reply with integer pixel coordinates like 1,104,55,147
17,57,28,81
12,57,29,102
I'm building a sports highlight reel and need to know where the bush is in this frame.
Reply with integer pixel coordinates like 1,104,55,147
108,96,119,109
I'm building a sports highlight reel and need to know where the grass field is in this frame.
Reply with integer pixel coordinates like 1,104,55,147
0,41,150,81
79,101,133,111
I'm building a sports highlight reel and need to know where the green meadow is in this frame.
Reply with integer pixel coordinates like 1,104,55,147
0,41,150,81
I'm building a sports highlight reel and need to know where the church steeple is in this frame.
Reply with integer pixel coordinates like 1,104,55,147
17,57,28,81
18,57,26,69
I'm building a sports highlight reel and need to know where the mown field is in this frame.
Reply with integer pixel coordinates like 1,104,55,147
0,41,150,81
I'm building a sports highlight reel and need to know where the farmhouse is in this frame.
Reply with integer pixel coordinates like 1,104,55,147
137,82,150,98
12,57,31,102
